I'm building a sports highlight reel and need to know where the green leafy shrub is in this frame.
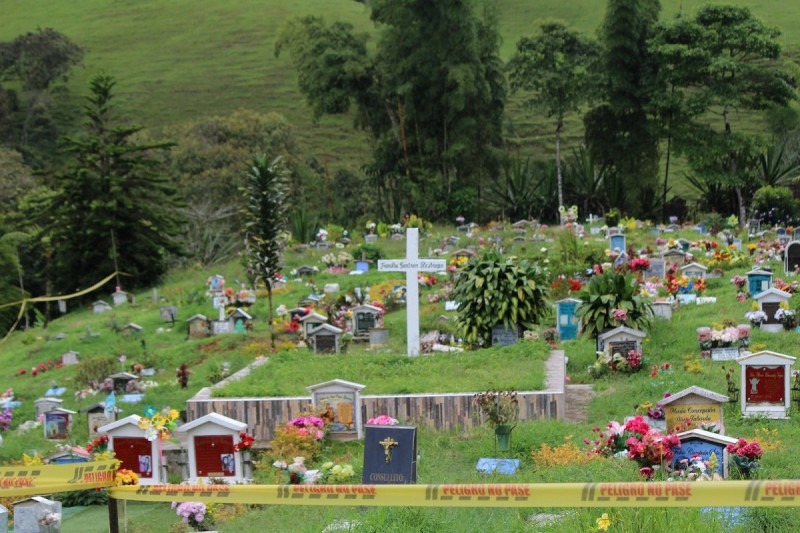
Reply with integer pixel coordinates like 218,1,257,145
451,253,550,347
351,243,384,263
751,186,799,226
74,356,117,387
575,270,652,340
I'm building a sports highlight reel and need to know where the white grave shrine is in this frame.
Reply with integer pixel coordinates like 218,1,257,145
92,300,112,314
176,413,248,483
680,262,708,278
754,287,791,333
378,228,446,356
737,350,795,419
99,415,165,484
597,326,646,355
307,379,365,440
299,312,327,340
35,397,63,418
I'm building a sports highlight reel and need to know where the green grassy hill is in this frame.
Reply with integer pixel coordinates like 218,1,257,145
4,0,799,202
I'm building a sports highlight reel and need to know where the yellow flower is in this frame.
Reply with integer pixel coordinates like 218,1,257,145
138,418,151,430
596,512,611,531
169,409,180,420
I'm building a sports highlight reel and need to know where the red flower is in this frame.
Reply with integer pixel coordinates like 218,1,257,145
18,369,26,375
287,321,300,333
568,279,582,291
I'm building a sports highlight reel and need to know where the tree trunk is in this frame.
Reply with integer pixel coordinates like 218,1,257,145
555,116,564,214
267,283,275,350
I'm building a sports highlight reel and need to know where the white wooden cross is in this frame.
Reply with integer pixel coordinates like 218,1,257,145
378,228,447,356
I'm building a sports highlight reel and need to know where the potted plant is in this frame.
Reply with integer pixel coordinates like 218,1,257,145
473,389,519,452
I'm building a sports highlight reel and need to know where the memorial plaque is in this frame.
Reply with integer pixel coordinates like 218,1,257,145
491,324,518,347
363,425,417,484
315,334,337,354
607,340,637,357
645,259,665,280
475,458,520,475
664,403,721,431
44,411,71,440
670,438,725,477
745,366,785,404
711,347,739,361
159,306,178,321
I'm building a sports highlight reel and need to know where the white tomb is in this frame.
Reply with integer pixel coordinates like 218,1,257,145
176,413,249,483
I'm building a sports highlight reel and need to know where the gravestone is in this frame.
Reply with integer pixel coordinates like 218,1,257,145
651,301,672,321
108,372,139,394
597,326,646,355
661,249,685,267
785,241,800,275
0,504,6,533
35,397,63,418
556,298,581,341
186,314,210,337
680,262,708,278
748,219,760,237
99,415,164,484
609,234,626,253
355,260,370,273
365,234,378,244
323,283,340,293
378,228,446,356
12,497,61,533
81,402,118,440
61,350,79,365
645,258,666,280
307,379,365,440
677,293,697,305
92,300,112,314
229,308,252,334
754,287,791,332
44,408,75,440
351,304,382,337
369,327,389,347
159,306,178,322
746,268,773,298
121,323,143,336
491,323,518,347
296,265,317,277
676,238,691,252
362,425,417,484
299,312,327,339
608,227,621,236
112,290,129,307
670,429,738,479
659,386,728,432
737,350,795,419
308,324,344,354
176,412,248,483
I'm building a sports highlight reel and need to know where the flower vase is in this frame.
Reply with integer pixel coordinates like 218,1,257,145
494,424,514,453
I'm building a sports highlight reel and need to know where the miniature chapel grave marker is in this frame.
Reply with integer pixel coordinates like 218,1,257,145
307,379,365,440
659,386,728,432
737,350,795,419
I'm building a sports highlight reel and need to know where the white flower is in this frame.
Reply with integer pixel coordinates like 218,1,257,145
303,469,322,484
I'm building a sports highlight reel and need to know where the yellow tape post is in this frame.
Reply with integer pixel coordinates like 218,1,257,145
110,480,800,508
0,460,118,499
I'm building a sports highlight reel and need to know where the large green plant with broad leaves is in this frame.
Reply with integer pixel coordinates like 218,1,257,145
451,253,549,347
575,269,651,340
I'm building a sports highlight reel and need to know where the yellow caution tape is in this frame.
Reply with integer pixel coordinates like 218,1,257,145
110,480,800,508
0,460,118,499
0,271,126,343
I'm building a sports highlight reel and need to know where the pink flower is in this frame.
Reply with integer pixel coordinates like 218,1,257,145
639,467,654,479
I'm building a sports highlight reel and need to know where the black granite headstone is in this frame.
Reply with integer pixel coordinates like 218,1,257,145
362,425,417,484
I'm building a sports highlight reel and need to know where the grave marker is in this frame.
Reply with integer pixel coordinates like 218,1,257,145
609,234,626,253
362,425,417,484
785,240,800,274
670,429,737,479
737,350,795,419
61,350,79,365
176,413,248,483
12,497,61,533
99,415,165,484
659,386,728,432
746,268,772,298
378,228,446,356
491,323,518,347
645,258,666,280
307,379,365,440
556,298,581,341
308,324,344,354
754,287,791,332
159,306,178,322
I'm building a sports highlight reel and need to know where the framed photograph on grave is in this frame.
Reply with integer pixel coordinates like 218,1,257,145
362,425,417,484
44,411,70,440
316,392,356,432
608,340,637,357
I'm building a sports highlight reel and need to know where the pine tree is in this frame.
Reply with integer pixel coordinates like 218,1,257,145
45,74,184,296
